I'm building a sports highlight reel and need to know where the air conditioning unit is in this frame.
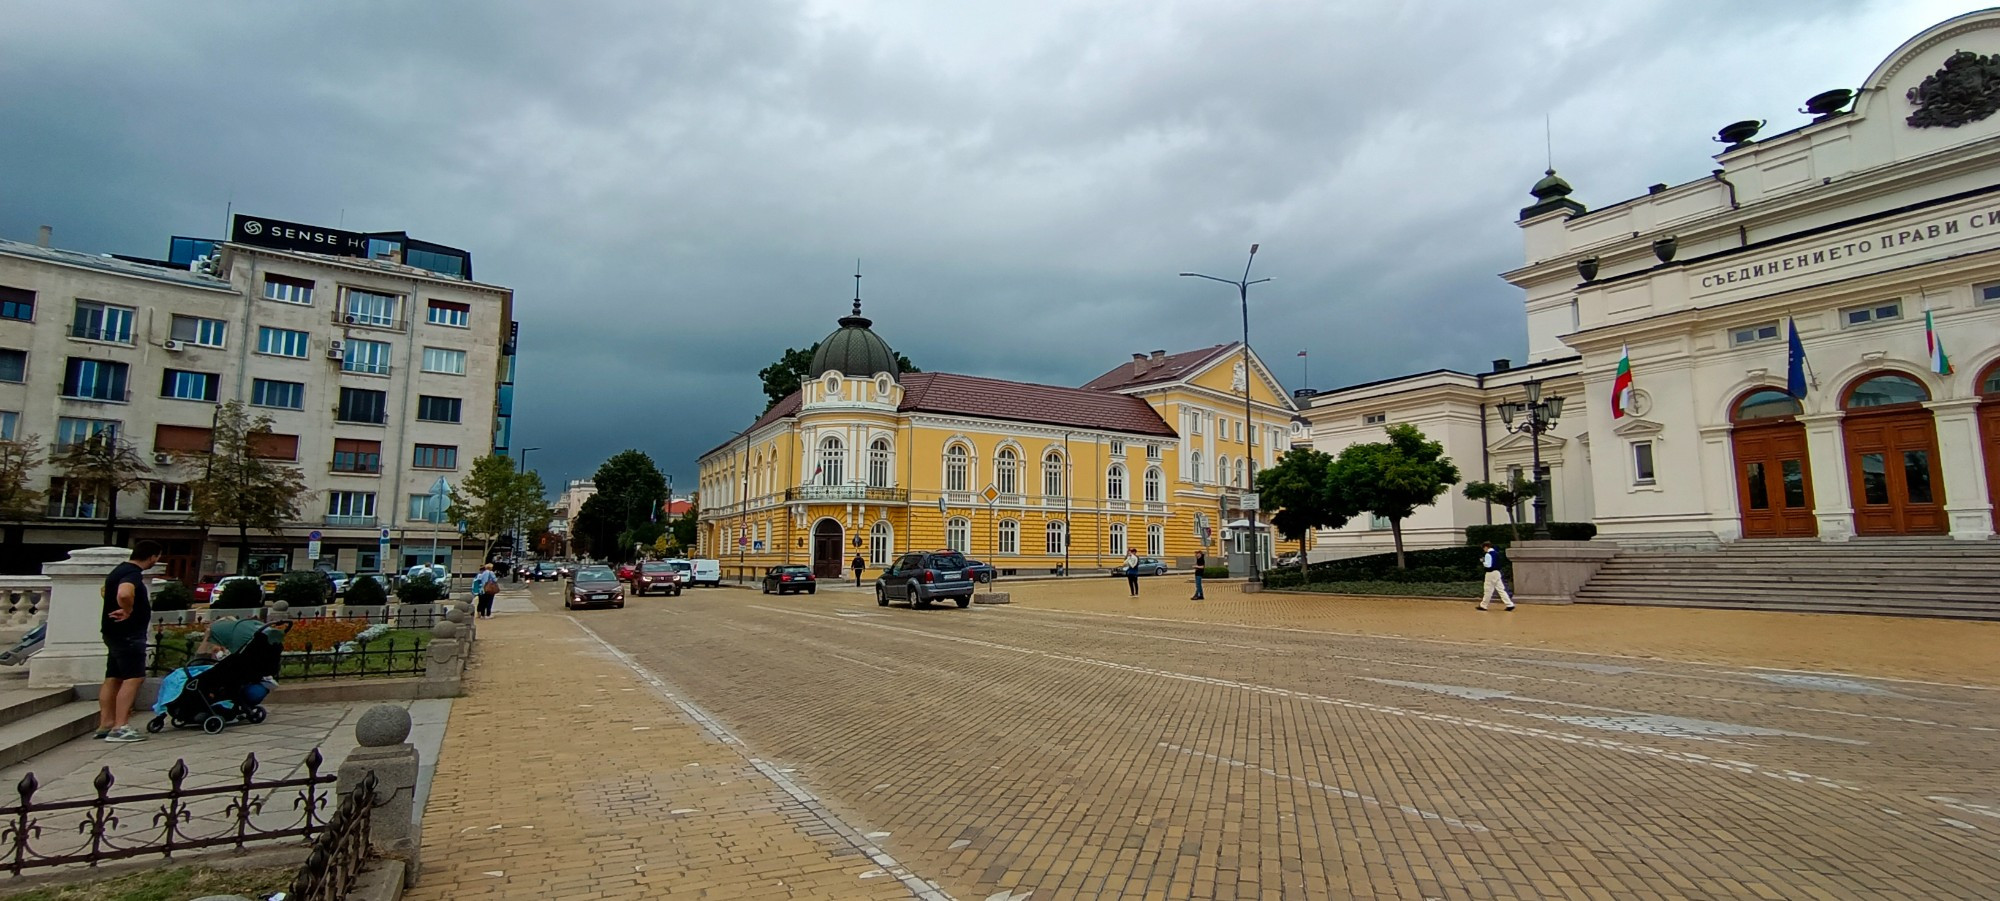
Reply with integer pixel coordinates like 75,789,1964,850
162,339,184,352
327,339,344,359
153,453,172,465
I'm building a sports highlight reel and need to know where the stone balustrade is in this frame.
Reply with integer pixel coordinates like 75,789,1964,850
0,575,52,628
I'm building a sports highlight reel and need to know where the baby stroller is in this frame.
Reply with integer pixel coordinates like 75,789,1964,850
147,618,289,735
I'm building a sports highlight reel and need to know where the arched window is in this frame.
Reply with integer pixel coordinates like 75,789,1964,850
817,436,844,486
764,460,775,497
1045,520,1067,554
1143,467,1162,503
1190,451,1203,484
947,517,970,553
1043,451,1065,497
1843,372,1930,409
995,447,1018,495
1236,459,1248,488
1147,523,1163,556
1982,360,2000,395
1733,388,1803,421
1106,464,1126,501
868,439,892,488
998,519,1018,554
870,520,893,566
1218,454,1231,487
1108,522,1126,554
945,444,970,492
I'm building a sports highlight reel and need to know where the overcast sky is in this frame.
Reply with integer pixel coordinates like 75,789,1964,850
0,0,1975,489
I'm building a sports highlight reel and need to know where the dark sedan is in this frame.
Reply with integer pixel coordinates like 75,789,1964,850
761,565,817,595
1112,556,1170,576
962,559,997,583
566,568,625,610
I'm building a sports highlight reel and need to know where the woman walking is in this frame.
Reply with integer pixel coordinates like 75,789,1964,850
1124,549,1140,597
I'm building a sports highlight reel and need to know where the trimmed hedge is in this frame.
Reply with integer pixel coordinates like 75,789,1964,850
396,573,446,604
273,571,327,606
152,580,195,612
345,574,388,607
1200,566,1229,579
1289,580,1483,598
1465,522,1597,548
214,579,264,609
1260,545,1496,589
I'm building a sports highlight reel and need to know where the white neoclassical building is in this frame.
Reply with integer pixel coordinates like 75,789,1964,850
1302,9,2000,555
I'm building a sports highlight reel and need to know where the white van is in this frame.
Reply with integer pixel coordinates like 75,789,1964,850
690,559,721,587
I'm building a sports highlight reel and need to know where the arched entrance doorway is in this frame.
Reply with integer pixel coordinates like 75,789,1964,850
1730,388,1816,538
811,519,844,578
1842,371,1946,535
1979,360,2000,530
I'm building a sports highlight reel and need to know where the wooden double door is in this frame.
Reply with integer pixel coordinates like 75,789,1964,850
1732,422,1817,538
812,520,845,578
1843,409,1947,535
1982,400,2000,531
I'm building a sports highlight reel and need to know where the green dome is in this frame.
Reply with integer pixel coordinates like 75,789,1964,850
1530,168,1573,201
809,299,899,380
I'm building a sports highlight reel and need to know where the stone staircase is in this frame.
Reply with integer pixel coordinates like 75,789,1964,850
1573,537,2000,620
0,670,96,769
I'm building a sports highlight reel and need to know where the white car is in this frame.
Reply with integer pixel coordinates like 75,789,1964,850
689,559,721,587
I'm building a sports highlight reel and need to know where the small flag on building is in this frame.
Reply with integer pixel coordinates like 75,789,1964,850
1926,306,1953,375
1786,317,1810,398
1296,350,1307,357
1610,344,1634,419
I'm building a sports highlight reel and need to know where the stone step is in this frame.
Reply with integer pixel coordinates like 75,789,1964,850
1586,570,2000,587
1577,586,2000,607
0,685,73,727
1577,596,2000,620
0,700,97,770
1578,580,2000,602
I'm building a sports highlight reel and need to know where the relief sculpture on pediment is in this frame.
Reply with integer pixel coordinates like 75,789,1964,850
1906,50,2000,128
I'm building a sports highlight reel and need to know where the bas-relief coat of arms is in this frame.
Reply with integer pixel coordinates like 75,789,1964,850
1907,50,2000,128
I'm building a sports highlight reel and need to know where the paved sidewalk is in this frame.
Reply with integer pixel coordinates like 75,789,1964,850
405,591,921,900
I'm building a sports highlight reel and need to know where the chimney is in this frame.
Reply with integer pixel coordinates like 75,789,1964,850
1132,353,1148,376
1491,358,1512,373
36,226,51,248
1150,349,1166,360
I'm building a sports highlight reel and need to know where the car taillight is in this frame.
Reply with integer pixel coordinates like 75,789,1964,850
922,570,934,583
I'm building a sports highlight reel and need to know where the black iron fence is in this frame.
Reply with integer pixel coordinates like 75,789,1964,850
0,750,333,875
286,770,375,901
147,626,431,682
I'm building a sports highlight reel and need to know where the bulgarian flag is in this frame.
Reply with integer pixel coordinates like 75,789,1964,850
1610,344,1634,419
1926,307,1953,375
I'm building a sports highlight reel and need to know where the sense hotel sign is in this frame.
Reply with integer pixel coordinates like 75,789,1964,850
230,214,370,258
1692,199,2000,296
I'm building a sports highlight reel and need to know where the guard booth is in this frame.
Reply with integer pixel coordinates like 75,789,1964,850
1222,519,1270,578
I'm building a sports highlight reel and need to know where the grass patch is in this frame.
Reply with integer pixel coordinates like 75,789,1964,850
1282,580,1483,598
0,864,293,901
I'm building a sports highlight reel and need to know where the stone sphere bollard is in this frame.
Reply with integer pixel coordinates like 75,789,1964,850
271,600,290,614
432,620,460,641
356,704,413,747
445,606,469,625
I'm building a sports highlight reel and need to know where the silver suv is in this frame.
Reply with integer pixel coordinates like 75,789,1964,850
875,551,975,609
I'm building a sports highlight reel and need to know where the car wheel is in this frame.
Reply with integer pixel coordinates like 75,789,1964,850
956,596,971,608
762,583,771,594
977,571,992,584
876,586,889,607
913,592,930,609
807,586,816,594
615,602,625,609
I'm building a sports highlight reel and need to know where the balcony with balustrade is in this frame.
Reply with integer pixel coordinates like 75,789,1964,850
783,485,910,503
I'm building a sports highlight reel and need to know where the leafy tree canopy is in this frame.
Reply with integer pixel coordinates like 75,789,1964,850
1463,474,1538,539
1330,423,1461,569
0,435,43,521
575,450,670,562
182,402,308,573
446,455,549,555
53,430,152,544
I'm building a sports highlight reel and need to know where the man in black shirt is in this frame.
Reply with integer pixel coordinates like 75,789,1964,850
97,540,162,743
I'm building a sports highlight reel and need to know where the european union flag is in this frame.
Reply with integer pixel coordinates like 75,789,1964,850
1786,317,1809,399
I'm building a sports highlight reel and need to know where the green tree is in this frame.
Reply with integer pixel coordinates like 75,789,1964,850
1255,447,1354,567
0,435,44,520
574,450,669,562
445,455,550,557
1462,474,1538,541
668,503,699,555
1330,424,1461,570
51,430,152,544
759,344,920,411
182,401,309,574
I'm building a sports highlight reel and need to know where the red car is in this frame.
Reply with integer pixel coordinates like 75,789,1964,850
192,574,224,603
616,562,637,581
634,562,684,596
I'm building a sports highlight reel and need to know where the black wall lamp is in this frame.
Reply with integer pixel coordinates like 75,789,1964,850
1576,257,1599,281
1652,236,1678,263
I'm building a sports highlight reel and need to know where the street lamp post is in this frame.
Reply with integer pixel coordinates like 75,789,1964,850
1496,380,1566,539
1181,244,1272,583
514,447,539,580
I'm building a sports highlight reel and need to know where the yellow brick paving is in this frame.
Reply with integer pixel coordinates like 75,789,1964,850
404,607,920,900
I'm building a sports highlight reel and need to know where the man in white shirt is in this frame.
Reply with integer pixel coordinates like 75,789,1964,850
1476,541,1515,611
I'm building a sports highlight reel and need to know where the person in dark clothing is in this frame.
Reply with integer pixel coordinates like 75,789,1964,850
1123,549,1140,597
1192,550,1206,600
851,554,866,588
98,540,162,742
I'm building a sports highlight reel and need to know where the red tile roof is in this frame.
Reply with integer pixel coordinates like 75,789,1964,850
898,372,1175,437
1080,343,1237,391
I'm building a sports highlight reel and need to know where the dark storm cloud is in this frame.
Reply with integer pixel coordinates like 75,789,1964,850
0,0,1965,486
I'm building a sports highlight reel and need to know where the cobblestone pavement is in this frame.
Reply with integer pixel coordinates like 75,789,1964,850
405,588,925,901
570,578,2000,900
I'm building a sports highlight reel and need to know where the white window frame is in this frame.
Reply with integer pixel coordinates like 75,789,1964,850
327,490,378,521
1190,451,1203,484
1045,521,1066,555
1980,283,2000,306
251,378,305,410
47,478,103,519
1146,444,1160,460
995,447,1018,495
870,521,893,566
71,300,135,344
1108,522,1126,555
944,444,970,493
147,482,194,514
1728,322,1781,347
1147,523,1163,557
1218,454,1231,487
341,289,401,328
421,346,466,375
169,315,227,348
817,436,844,486
56,417,118,450
1042,452,1064,497
263,275,314,305
1109,439,1125,457
946,517,971,553
257,327,309,358
1841,299,1902,328
998,519,1018,555
1632,440,1657,486
1143,467,1162,503
867,439,892,488
0,411,15,441
1106,464,1125,501
344,339,393,375
427,300,470,327
161,369,217,402
1362,412,1387,425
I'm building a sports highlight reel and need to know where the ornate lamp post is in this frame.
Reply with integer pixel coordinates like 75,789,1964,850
1496,379,1565,539
1181,244,1272,582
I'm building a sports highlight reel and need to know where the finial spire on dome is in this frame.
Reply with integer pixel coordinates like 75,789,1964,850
852,259,862,317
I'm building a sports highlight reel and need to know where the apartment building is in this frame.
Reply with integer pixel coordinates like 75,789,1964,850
0,214,518,581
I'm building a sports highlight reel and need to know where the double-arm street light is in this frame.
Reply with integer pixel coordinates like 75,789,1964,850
1496,380,1564,538
515,447,540,569
1181,244,1272,583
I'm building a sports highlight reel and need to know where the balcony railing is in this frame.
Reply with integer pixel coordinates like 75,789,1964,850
340,361,391,376
325,514,378,527
330,457,382,475
784,485,910,503
67,325,134,344
332,310,407,332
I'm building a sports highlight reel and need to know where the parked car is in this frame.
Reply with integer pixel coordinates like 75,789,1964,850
1112,557,1169,577
875,550,975,609
634,562,685,596
962,559,997,583
615,562,638,582
566,567,625,610
761,565,817,595
689,559,721,587
1274,551,1304,568
348,572,392,596
321,570,351,599
192,574,225,603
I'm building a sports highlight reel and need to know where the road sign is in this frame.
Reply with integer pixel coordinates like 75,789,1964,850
937,495,948,514
1239,492,1260,510
981,484,1000,504
378,529,391,561
307,530,323,561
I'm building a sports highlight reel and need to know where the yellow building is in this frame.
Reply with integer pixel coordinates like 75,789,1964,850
696,298,1301,581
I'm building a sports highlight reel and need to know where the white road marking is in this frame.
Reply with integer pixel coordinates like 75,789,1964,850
757,606,1865,793
568,616,957,901
829,653,900,673
1161,743,1490,833
1098,628,1205,644
1367,678,1865,745
1929,796,2000,821
949,839,972,849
